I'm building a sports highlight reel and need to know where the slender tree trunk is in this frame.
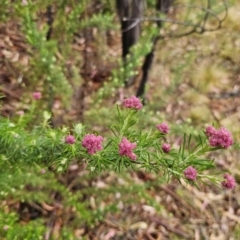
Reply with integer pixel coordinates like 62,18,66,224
46,5,53,41
116,0,144,60
136,0,174,100
157,0,174,14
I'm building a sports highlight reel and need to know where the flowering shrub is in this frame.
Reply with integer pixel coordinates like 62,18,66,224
0,96,236,190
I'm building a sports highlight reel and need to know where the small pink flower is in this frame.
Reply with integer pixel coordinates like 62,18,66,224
162,143,171,153
119,137,137,160
156,122,169,134
222,173,236,189
33,92,42,100
123,96,143,110
205,126,216,137
207,127,233,149
22,0,28,6
40,169,46,174
17,110,24,116
65,135,76,144
82,134,103,155
3,225,9,231
184,166,197,181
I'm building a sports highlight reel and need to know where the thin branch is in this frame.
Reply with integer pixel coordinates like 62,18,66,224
124,17,206,28
121,0,228,38
201,0,211,30
0,87,20,100
166,2,226,22
161,0,228,38
122,17,141,33
208,91,240,99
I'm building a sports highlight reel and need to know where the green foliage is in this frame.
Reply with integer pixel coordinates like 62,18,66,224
4,0,117,108
0,95,234,238
0,99,221,177
15,1,72,103
0,0,10,22
4,219,45,240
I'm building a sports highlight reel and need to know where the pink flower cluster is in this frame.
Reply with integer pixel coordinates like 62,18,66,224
65,135,76,144
222,173,236,189
82,134,103,155
156,122,169,134
162,143,171,153
123,96,143,110
119,137,137,160
206,126,233,149
33,92,42,100
184,166,197,181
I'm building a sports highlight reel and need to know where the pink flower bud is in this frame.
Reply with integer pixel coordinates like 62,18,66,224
123,96,143,110
40,169,46,174
65,135,76,144
17,110,24,116
184,166,197,181
3,225,9,231
22,0,28,6
156,122,169,134
162,143,171,153
222,173,236,189
33,92,42,100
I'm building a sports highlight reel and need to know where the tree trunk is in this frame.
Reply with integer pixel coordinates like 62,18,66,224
116,0,144,60
136,0,174,100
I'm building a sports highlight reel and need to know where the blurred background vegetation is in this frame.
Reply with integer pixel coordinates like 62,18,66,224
0,0,240,239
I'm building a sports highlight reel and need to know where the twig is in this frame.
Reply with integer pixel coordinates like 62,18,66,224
159,185,200,217
149,216,191,239
122,0,228,38
166,0,228,38
0,86,20,100
208,91,240,99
